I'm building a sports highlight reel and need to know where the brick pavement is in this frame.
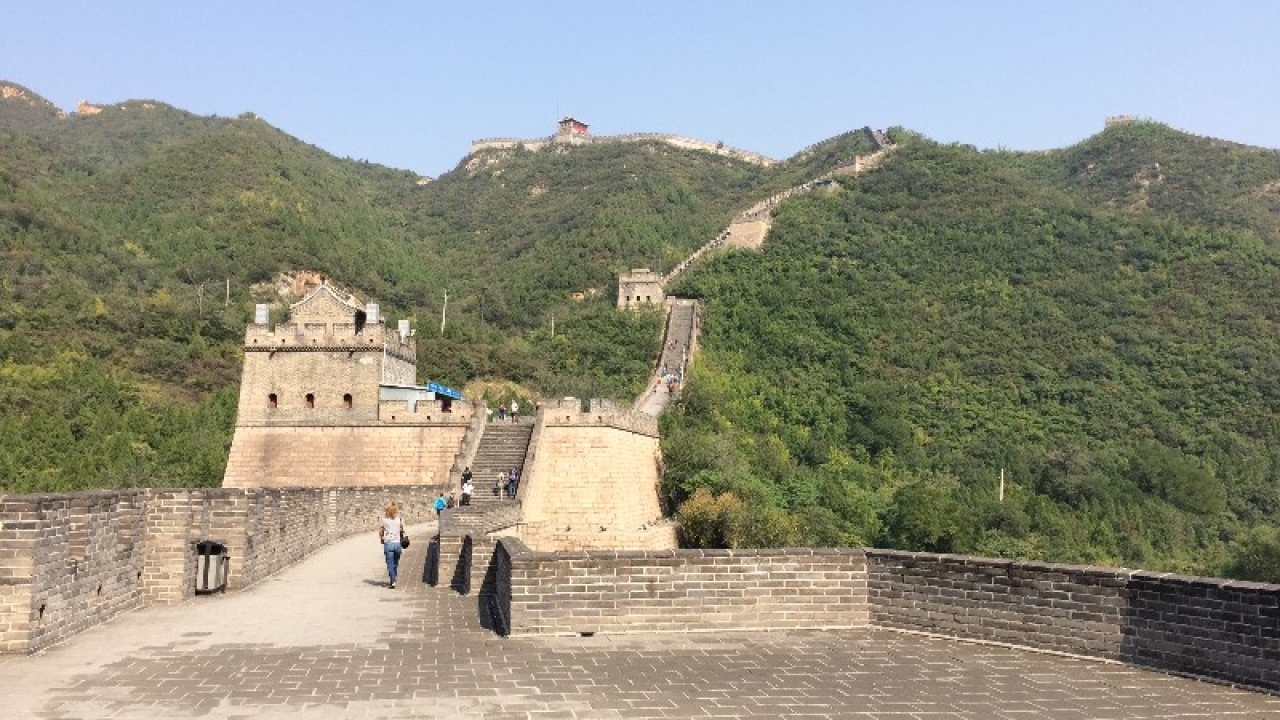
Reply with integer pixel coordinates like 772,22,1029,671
1,525,1278,719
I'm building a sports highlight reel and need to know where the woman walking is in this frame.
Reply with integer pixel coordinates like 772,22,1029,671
378,502,405,589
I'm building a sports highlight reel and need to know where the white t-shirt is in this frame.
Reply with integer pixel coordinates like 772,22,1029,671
381,517,403,543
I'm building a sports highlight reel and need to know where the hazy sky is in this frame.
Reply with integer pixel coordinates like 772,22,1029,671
3,1,1277,176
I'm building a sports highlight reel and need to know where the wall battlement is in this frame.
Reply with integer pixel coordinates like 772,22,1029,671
470,132,776,166
538,397,659,438
244,322,416,364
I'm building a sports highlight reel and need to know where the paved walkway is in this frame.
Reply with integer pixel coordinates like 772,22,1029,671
2,527,1278,719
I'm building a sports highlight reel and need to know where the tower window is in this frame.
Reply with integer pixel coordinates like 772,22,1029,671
343,393,353,409
305,393,315,409
268,393,278,409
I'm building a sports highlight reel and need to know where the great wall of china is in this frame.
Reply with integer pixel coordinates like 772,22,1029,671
1,128,1277,698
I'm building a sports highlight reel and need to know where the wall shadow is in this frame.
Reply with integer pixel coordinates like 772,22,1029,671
423,536,440,586
450,535,473,594
477,542,510,636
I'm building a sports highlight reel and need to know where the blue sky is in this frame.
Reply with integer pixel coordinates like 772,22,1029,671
3,1,1277,176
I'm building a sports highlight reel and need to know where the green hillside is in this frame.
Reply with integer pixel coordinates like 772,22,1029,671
0,82,779,492
665,128,1280,580
5,82,1280,581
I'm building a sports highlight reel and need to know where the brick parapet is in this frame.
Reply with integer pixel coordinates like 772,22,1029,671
867,550,1128,658
244,322,416,364
446,402,489,490
0,491,149,653
440,503,523,537
866,549,1280,693
537,398,659,438
0,484,434,654
498,541,869,636
1122,570,1280,691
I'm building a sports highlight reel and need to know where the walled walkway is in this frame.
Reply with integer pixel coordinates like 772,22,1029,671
1,528,1277,718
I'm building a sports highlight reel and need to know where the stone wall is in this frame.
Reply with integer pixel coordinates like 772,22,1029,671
866,550,1128,658
470,133,776,166
517,400,672,551
0,492,147,654
495,540,868,636
866,550,1280,692
0,485,432,654
222,424,466,488
1121,571,1280,691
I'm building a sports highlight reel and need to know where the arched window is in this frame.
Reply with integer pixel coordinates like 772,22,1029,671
342,393,353,409
268,393,278,409
305,393,315,409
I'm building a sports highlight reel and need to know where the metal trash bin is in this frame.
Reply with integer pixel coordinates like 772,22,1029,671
195,540,229,595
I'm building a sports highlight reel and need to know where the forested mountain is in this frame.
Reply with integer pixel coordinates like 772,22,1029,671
4,81,1279,581
0,82,781,492
664,125,1280,580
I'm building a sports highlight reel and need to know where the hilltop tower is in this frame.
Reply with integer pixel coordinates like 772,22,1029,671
223,282,473,488
617,268,665,310
556,116,589,137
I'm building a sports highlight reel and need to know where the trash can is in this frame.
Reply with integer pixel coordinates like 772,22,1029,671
195,540,229,595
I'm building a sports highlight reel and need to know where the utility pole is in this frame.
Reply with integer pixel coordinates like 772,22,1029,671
999,468,1005,503
225,278,230,307
550,314,555,339
440,290,448,336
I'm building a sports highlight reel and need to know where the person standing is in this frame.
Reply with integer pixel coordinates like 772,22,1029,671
433,492,447,521
461,479,473,506
461,466,473,489
511,400,519,422
378,502,404,589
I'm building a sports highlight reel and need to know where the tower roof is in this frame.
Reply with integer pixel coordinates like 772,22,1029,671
288,282,366,323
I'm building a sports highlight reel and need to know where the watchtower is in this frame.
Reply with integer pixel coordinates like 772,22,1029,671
617,268,665,310
237,282,417,425
557,116,589,136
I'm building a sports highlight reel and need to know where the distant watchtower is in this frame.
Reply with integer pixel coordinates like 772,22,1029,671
557,116,589,137
617,269,665,310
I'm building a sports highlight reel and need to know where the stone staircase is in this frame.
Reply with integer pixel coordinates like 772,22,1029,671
459,421,534,505
660,300,697,379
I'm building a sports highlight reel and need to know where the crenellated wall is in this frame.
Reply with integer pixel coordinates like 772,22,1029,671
469,132,776,166
0,485,433,654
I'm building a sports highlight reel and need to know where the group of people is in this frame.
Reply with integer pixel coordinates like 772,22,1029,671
495,467,520,498
459,465,520,500
494,400,520,422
